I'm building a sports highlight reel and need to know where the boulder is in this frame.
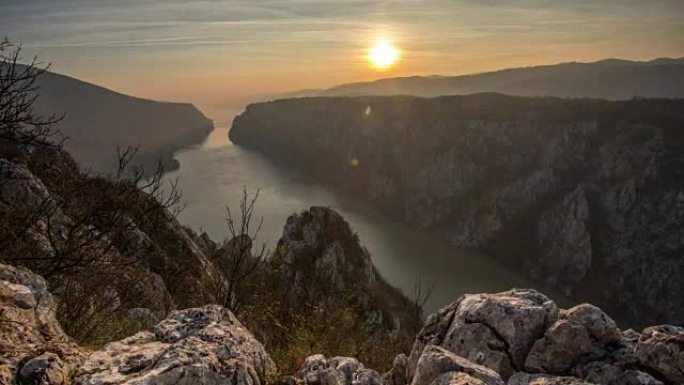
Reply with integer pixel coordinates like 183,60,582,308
572,362,663,385
411,345,504,385
296,354,381,385
0,158,52,207
570,328,663,385
18,352,71,385
635,325,684,384
385,354,409,385
0,263,85,385
353,368,384,385
563,304,621,345
74,305,276,385
408,289,558,379
507,373,593,385
524,320,600,373
524,304,619,374
431,371,488,385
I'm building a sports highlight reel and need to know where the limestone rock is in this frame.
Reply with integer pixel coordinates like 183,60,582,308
572,362,663,385
431,371,488,385
0,263,85,385
411,345,504,385
563,305,620,345
276,207,376,295
296,355,381,385
18,352,70,385
0,158,52,207
507,373,593,385
524,304,619,374
635,325,684,384
353,368,383,385
74,305,276,385
385,354,409,385
524,320,599,374
408,289,558,379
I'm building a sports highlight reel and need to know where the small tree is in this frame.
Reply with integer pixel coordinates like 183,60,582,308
411,276,434,326
209,189,267,314
0,38,63,148
1,146,184,278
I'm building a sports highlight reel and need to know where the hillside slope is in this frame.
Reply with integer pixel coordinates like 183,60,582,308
306,58,684,100
230,93,684,327
31,67,213,173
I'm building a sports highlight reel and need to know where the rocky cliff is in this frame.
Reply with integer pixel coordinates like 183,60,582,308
3,263,682,385
229,94,684,327
0,143,223,342
0,141,420,375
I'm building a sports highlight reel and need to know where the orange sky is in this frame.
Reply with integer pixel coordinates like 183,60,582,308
4,0,683,123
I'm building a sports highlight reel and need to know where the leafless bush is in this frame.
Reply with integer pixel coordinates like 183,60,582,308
412,276,434,323
208,188,267,313
0,38,63,148
1,147,183,278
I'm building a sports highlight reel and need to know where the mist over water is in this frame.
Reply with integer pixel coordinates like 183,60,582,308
167,127,533,313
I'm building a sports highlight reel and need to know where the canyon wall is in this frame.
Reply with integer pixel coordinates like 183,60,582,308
229,93,684,327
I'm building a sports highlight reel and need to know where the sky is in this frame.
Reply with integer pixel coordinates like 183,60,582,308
3,0,683,123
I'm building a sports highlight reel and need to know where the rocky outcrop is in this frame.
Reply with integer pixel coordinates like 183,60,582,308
407,289,559,380
74,305,276,385
229,94,684,327
0,148,222,337
634,326,684,384
411,345,504,385
523,304,621,374
385,354,409,385
0,263,85,384
507,373,593,385
2,258,682,385
296,355,382,385
275,206,376,294
398,289,673,385
272,206,420,335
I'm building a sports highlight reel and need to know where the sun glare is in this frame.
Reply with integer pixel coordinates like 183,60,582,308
369,38,399,69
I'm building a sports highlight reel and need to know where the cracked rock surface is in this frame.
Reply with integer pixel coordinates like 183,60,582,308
73,305,276,385
399,289,679,385
0,263,85,385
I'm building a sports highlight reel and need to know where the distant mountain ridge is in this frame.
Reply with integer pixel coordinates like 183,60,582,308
30,66,213,174
297,57,684,100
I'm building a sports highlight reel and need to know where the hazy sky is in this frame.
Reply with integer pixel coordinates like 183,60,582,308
3,0,683,122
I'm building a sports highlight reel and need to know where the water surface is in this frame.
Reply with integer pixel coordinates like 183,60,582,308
167,127,533,313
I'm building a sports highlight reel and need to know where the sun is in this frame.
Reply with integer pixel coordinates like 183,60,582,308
368,38,399,69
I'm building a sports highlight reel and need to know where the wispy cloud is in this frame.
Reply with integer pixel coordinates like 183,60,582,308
1,0,682,120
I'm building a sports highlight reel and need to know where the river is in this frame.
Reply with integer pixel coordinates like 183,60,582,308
166,127,533,314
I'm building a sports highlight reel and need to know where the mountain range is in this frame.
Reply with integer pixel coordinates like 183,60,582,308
291,57,684,100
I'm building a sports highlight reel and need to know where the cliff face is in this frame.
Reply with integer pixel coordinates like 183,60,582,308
229,94,684,327
273,206,420,331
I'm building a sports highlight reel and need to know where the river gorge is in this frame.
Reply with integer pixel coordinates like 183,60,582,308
166,126,534,315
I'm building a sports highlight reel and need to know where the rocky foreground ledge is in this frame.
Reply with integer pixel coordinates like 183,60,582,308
1,262,682,385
